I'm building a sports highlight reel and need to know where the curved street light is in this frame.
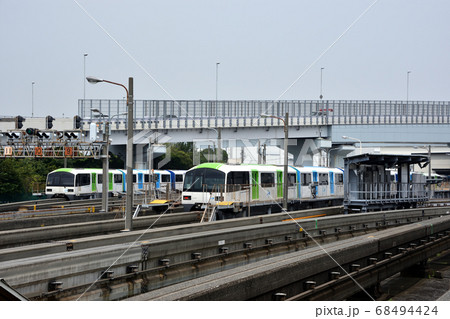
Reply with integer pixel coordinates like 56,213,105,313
342,135,362,154
88,76,134,231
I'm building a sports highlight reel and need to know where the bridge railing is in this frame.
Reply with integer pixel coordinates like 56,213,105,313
79,100,450,129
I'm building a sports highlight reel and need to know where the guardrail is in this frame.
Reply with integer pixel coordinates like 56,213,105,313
79,99,450,129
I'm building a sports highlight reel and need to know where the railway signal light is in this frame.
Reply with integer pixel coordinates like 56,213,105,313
46,115,55,129
64,131,79,139
24,128,51,139
25,128,38,136
5,132,21,139
74,115,82,129
37,131,50,139
15,116,25,129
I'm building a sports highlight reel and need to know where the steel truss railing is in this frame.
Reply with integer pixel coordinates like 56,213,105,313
79,99,450,129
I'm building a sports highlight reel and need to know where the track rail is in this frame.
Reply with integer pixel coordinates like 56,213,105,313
129,218,450,301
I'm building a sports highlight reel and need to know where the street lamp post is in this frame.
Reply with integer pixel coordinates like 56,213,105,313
216,62,220,102
342,135,362,154
320,67,324,100
87,76,134,231
406,71,411,103
261,112,289,210
31,81,35,118
83,54,88,101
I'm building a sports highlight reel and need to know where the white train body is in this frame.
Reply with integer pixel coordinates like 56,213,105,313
45,168,185,200
182,163,344,217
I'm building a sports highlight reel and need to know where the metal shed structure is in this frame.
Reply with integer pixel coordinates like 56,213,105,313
344,153,429,213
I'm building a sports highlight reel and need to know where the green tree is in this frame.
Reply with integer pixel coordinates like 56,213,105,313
157,142,193,170
0,153,124,203
0,159,25,201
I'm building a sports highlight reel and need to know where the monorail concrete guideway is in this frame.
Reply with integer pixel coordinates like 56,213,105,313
1,206,449,301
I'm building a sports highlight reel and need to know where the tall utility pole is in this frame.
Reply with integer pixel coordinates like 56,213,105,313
320,67,324,100
83,53,88,101
283,112,289,211
406,71,411,103
102,120,110,212
125,77,134,231
31,81,35,118
428,145,432,198
216,62,220,101
86,76,134,231
261,112,289,210
91,109,126,213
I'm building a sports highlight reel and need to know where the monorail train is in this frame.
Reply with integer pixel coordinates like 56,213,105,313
45,168,185,200
182,163,344,218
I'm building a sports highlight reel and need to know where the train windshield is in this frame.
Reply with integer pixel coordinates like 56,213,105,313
47,172,75,187
183,168,225,192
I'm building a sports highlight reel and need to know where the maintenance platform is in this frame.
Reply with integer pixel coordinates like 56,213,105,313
344,153,429,213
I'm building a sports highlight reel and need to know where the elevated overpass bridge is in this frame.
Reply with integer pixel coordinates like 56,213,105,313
79,99,450,173
1,100,449,173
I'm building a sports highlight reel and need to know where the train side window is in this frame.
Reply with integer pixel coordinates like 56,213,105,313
335,173,343,185
98,174,103,184
301,173,311,186
162,175,170,183
133,175,137,183
319,173,328,185
261,173,275,187
175,174,183,182
288,173,296,186
76,173,90,187
227,171,249,185
144,175,149,183
114,174,122,183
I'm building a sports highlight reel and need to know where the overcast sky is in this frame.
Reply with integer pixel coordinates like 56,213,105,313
1,0,449,118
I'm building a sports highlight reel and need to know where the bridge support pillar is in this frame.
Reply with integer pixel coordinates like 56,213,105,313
289,138,332,167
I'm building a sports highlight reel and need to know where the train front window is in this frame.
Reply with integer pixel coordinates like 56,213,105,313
47,172,74,187
183,168,225,192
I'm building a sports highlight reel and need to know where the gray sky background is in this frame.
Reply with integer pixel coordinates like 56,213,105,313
1,0,449,118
